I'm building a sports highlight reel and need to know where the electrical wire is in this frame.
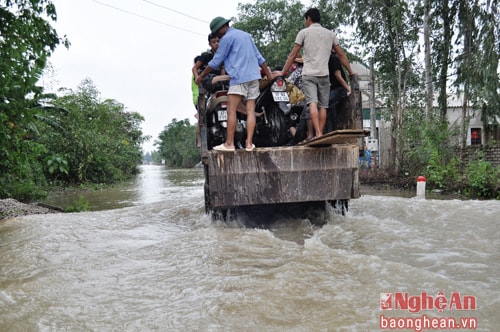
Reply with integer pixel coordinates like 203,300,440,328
90,0,205,36
142,0,209,24
91,0,469,89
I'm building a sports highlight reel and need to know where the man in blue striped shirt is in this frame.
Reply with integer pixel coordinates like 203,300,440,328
196,17,274,152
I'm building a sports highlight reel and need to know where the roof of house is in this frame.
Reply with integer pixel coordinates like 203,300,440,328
351,61,370,81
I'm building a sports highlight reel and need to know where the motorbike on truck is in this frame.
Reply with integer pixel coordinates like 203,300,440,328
198,74,368,222
252,76,290,147
200,75,290,150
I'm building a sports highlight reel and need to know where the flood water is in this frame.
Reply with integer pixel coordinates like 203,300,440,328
1,165,499,331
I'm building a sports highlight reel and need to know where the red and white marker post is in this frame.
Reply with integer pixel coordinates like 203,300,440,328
416,176,426,199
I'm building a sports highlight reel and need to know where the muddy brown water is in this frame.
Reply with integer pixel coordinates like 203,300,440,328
1,165,498,331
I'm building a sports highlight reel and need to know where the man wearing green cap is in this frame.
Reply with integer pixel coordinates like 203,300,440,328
196,16,274,152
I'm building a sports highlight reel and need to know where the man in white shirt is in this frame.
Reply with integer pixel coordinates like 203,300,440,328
276,8,354,139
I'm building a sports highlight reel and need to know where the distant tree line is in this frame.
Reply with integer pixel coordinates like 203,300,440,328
155,119,199,168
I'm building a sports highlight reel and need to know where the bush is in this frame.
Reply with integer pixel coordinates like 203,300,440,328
463,155,500,199
64,196,90,212
425,149,461,190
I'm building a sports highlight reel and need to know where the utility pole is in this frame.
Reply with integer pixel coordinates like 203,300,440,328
370,59,377,141
369,58,378,169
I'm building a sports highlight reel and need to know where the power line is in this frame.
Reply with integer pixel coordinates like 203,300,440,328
90,0,205,36
142,0,209,24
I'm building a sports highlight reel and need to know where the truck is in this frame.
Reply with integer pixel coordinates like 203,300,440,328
197,75,368,221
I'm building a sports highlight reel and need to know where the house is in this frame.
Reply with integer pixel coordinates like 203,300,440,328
446,95,500,146
350,61,500,169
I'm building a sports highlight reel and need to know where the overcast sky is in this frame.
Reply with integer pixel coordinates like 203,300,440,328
45,0,242,152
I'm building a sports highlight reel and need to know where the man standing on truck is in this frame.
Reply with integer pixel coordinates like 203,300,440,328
275,8,354,139
325,51,351,133
195,16,274,152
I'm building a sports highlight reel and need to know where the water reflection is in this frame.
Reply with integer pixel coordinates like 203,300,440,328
42,165,204,211
42,164,465,212
133,166,204,205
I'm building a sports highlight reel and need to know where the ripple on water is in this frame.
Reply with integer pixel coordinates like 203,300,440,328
1,173,499,331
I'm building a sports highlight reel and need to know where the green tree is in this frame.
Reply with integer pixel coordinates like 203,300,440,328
38,79,146,184
151,150,163,164
0,0,69,200
453,0,500,146
156,119,199,168
334,0,423,172
430,0,456,124
235,0,358,68
235,0,306,68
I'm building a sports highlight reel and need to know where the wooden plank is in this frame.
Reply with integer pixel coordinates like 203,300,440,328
300,129,370,147
206,144,360,208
